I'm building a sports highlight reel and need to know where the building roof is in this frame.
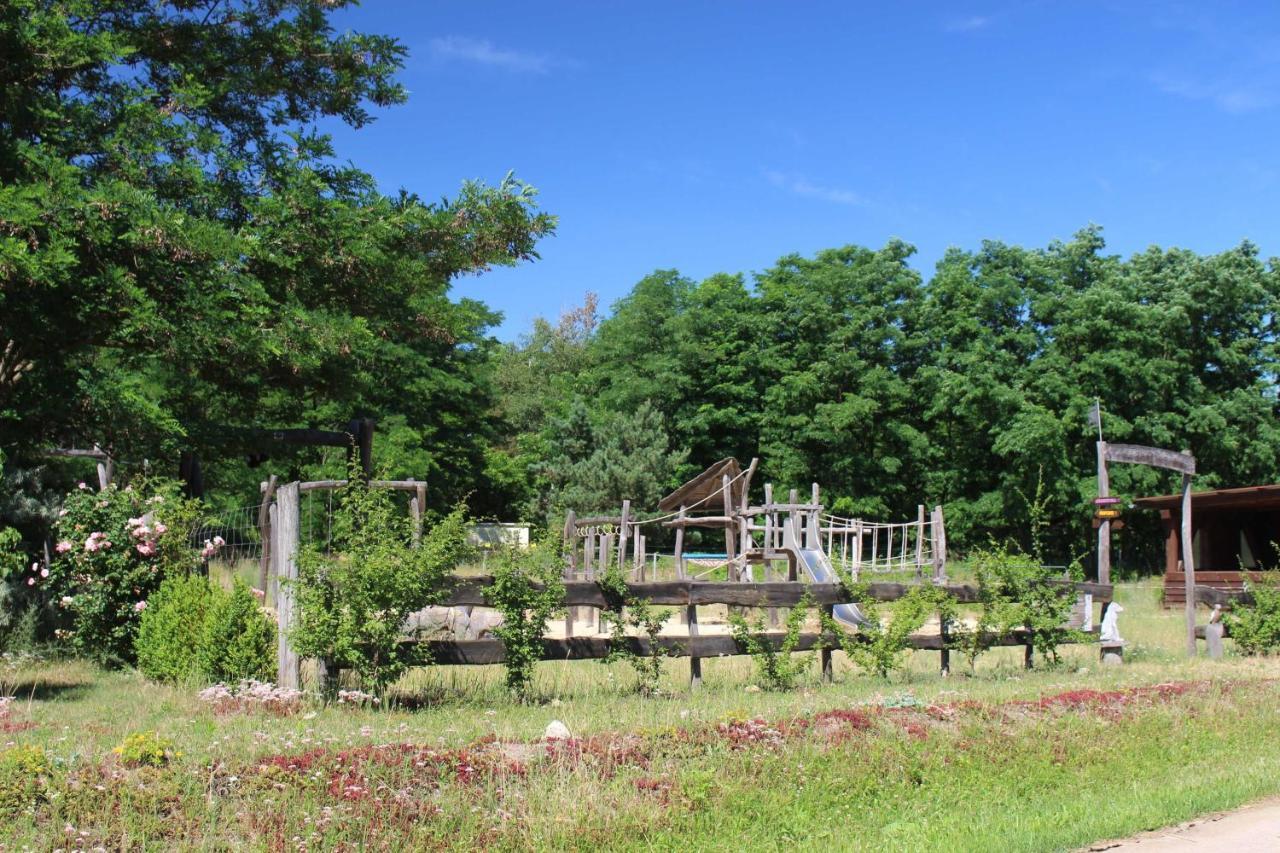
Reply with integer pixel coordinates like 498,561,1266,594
658,457,744,513
1134,483,1280,511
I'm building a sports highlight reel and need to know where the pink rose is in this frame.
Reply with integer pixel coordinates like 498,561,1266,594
40,568,48,578
26,577,34,586
55,540,73,554
134,601,147,612
77,482,88,490
135,541,156,557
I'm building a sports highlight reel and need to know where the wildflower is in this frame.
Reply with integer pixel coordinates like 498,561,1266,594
55,540,73,554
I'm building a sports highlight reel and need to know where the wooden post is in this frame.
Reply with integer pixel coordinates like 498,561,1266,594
412,482,426,546
933,505,948,581
1205,622,1225,659
257,475,278,592
821,603,834,682
617,500,631,578
1181,469,1196,657
273,482,301,690
854,519,863,580
1097,441,1111,585
674,506,686,579
1024,641,1034,670
939,610,951,676
563,511,577,638
915,505,925,579
721,476,737,579
358,418,375,478
687,601,702,689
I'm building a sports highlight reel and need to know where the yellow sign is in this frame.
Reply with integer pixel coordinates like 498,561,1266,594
1095,508,1122,520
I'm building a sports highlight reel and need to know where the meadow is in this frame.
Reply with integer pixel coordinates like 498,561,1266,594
2,581,1279,851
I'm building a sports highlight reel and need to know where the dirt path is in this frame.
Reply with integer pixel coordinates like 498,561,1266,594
1088,797,1280,852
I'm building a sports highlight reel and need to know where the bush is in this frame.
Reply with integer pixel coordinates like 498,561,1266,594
136,574,219,683
960,545,1082,668
112,731,180,767
200,580,275,682
1226,572,1280,654
489,545,564,700
0,528,28,652
728,591,813,691
292,472,468,693
599,562,672,696
826,583,948,679
46,480,201,666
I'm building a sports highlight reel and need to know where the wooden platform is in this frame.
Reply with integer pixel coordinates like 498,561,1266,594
1164,571,1262,607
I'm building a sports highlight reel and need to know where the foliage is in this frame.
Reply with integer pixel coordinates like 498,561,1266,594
292,473,468,693
0,526,26,650
728,592,813,691
0,745,51,816
199,580,275,683
825,583,951,679
0,1,554,523
45,481,202,666
488,545,564,700
598,562,673,696
112,731,180,768
1225,572,1280,655
136,574,219,684
968,546,1083,667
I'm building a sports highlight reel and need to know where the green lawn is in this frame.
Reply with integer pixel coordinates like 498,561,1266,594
2,581,1279,850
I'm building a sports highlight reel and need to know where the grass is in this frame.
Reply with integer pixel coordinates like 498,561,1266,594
2,581,1279,850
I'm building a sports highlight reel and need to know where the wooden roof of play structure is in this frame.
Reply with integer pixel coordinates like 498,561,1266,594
1134,483,1280,511
658,457,746,513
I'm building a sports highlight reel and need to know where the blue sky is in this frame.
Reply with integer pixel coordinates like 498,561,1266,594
327,1,1280,339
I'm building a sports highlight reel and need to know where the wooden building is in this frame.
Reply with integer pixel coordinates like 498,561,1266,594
1134,484,1280,606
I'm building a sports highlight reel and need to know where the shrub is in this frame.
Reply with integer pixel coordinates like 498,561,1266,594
825,583,948,679
0,744,51,816
46,480,201,666
136,574,219,683
200,580,275,682
0,528,28,653
1225,572,1280,654
962,545,1083,668
292,472,468,693
112,731,180,767
599,562,672,696
488,544,564,700
728,591,813,691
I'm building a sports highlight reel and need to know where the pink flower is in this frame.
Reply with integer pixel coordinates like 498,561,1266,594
40,568,48,578
60,596,74,607
212,535,225,547
135,541,156,557
153,523,167,536
77,482,88,490
26,577,34,586
55,540,73,554
134,601,147,613
130,525,150,540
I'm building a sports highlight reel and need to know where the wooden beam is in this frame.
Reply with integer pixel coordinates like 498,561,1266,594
1104,442,1196,475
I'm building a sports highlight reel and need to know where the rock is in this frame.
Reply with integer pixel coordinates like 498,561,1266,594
544,720,571,741
466,608,505,640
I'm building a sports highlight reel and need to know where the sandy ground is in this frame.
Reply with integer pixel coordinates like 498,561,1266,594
1087,797,1280,852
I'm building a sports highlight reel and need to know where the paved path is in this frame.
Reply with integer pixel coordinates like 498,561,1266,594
1089,798,1280,852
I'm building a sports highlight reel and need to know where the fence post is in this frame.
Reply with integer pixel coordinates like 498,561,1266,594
821,603,834,682
939,610,951,676
257,475,277,593
273,482,301,690
687,599,702,689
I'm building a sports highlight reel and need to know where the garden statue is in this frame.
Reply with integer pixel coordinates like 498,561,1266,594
1100,601,1124,643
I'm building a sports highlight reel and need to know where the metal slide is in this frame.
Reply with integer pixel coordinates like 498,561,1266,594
796,548,870,628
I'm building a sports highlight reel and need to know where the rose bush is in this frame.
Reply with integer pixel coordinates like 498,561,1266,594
45,481,201,666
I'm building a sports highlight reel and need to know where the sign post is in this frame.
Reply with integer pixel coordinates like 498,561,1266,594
1096,441,1197,657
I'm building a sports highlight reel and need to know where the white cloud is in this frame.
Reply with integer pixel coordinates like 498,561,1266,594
1149,72,1275,114
944,15,990,33
765,171,865,206
429,36,557,74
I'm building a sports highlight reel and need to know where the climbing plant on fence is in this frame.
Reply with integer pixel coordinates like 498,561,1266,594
599,562,673,696
728,591,815,691
826,583,952,679
488,545,565,700
966,546,1084,667
292,475,468,693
